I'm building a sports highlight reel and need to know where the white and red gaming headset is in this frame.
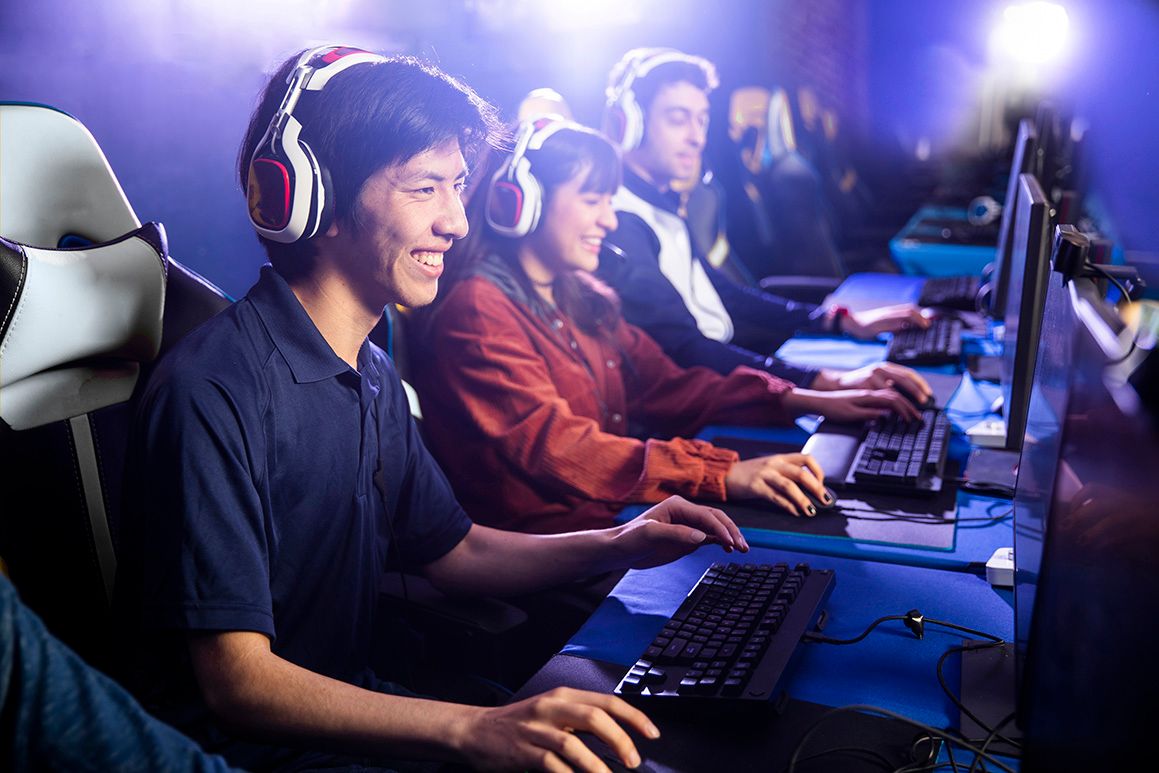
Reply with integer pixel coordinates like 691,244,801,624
602,48,708,152
246,45,387,244
485,114,581,238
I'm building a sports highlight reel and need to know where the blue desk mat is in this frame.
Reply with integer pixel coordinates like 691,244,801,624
562,546,1015,730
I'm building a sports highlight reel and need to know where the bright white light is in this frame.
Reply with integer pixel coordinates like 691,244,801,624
538,0,644,29
994,2,1071,64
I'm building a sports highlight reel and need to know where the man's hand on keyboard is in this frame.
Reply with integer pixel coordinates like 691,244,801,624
724,452,828,517
840,303,932,338
456,686,658,772
811,363,933,404
785,387,923,422
612,495,749,570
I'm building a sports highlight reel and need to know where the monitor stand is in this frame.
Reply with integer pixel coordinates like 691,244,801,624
958,641,1023,758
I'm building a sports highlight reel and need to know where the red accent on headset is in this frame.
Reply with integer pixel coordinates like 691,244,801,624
489,181,525,228
321,47,368,64
249,158,292,230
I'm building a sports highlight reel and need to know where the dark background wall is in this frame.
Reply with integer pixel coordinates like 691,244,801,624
0,0,1154,297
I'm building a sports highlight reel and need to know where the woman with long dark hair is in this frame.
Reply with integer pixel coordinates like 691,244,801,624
412,117,920,534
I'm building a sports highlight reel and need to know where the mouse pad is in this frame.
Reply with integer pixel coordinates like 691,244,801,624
708,436,958,551
511,654,924,773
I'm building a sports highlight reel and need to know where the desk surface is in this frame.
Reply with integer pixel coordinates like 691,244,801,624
562,546,1014,730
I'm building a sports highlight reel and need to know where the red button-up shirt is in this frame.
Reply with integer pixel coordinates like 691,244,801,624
413,277,797,533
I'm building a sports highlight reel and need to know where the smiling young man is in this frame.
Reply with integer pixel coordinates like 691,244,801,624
598,48,935,409
114,48,749,772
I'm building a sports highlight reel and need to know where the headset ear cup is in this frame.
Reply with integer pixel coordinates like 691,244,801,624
247,133,295,233
512,160,542,237
621,94,644,152
294,139,326,241
603,102,629,149
486,165,527,237
314,160,335,237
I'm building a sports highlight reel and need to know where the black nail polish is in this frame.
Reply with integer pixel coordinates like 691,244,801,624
823,492,833,504
807,504,817,516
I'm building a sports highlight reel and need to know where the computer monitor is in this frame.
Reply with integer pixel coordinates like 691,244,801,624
1013,276,1159,770
1011,273,1093,688
999,174,1052,451
988,119,1040,319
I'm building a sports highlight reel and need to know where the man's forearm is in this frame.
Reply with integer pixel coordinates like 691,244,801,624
421,524,623,597
190,631,479,764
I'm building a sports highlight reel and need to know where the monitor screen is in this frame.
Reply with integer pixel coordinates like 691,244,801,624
1000,174,1052,451
1012,274,1093,687
989,119,1040,319
1013,277,1159,770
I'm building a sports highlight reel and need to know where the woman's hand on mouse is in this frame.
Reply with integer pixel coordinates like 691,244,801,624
725,453,828,516
810,363,933,405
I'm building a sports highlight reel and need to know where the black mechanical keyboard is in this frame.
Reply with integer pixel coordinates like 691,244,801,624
917,274,981,311
847,408,950,494
613,562,835,706
801,408,952,497
886,318,963,365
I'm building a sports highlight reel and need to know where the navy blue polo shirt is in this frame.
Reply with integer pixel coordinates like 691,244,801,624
118,265,471,699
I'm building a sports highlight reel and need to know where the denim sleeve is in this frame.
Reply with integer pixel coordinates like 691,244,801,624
0,575,239,772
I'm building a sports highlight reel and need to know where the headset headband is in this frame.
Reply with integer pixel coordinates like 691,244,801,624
606,49,702,103
514,113,578,160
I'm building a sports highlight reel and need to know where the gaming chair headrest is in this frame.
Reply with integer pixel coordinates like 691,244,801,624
0,222,168,430
0,102,140,247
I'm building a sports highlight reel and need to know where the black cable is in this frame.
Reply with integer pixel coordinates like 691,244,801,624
950,476,1017,499
786,704,1018,773
969,712,1018,773
891,734,942,773
936,642,1021,752
805,610,1003,646
803,614,909,645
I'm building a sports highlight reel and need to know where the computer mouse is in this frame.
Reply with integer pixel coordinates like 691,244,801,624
576,733,657,773
899,388,936,410
806,486,839,514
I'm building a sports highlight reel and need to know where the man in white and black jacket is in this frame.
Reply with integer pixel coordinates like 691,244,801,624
598,47,933,401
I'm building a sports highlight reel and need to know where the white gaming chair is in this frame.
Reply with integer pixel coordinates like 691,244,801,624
0,102,230,669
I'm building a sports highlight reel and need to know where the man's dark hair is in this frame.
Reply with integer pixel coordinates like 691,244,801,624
238,50,500,279
608,48,719,120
